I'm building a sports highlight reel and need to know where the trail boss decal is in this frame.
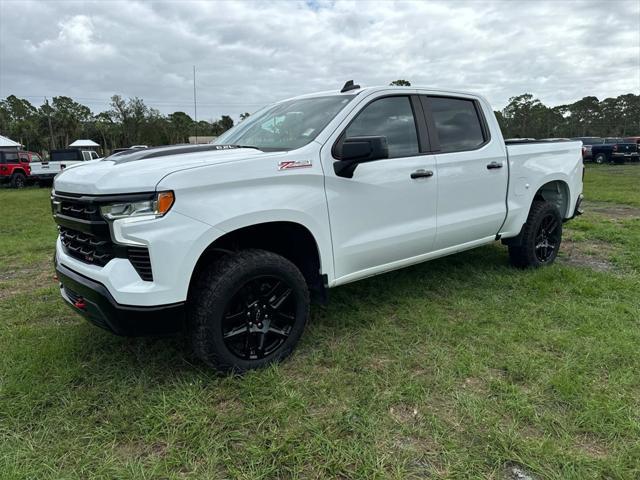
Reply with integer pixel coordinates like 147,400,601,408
278,159,312,170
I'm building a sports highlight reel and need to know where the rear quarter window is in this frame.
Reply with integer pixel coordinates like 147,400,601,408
427,97,486,152
2,152,19,163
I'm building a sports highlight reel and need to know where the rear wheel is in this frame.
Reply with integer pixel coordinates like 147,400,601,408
508,201,562,268
188,249,310,373
11,172,26,188
594,153,607,164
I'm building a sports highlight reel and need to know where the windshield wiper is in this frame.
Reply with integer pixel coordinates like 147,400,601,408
231,144,262,151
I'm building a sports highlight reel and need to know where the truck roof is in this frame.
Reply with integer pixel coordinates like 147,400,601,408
285,84,489,105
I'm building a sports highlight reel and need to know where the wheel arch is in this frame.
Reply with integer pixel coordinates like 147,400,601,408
502,178,571,247
189,221,327,303
533,179,571,218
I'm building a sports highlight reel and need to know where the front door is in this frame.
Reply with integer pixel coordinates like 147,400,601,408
322,95,438,281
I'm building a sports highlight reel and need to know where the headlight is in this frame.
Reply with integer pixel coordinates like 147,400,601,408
100,191,174,220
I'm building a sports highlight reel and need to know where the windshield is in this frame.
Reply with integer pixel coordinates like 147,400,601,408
214,95,356,151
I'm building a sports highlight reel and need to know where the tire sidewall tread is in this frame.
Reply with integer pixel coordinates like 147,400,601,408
509,200,562,268
188,249,310,373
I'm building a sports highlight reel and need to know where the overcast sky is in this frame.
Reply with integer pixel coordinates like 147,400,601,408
0,0,638,121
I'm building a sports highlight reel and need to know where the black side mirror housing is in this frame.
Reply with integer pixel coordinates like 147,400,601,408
333,136,389,178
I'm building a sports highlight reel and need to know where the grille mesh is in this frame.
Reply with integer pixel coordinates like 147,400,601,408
54,194,154,282
59,200,101,221
59,227,114,266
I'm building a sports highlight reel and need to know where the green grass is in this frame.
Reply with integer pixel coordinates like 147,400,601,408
583,164,640,207
1,165,640,479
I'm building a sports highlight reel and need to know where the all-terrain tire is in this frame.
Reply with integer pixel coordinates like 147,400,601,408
188,249,310,373
11,172,26,188
594,153,606,164
508,201,563,268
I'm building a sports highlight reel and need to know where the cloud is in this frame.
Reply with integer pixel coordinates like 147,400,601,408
0,0,638,120
29,14,116,58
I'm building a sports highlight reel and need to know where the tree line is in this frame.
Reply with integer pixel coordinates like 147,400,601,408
496,93,640,140
0,94,248,154
1,88,639,154
390,80,640,139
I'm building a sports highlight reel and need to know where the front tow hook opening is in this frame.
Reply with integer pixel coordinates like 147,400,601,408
74,298,87,310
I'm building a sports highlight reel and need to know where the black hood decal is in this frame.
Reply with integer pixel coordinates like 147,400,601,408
107,144,250,165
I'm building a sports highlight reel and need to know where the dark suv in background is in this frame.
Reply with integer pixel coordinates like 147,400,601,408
572,137,604,161
590,138,639,164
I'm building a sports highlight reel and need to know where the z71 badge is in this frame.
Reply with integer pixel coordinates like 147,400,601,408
278,159,312,171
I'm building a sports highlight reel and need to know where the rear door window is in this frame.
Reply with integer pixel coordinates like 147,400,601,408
426,97,486,153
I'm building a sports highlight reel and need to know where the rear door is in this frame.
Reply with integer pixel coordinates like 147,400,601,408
323,94,438,281
422,95,508,250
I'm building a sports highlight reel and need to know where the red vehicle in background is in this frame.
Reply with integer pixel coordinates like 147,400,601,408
0,150,43,188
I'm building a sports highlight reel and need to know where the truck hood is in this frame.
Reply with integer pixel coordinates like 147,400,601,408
53,145,270,194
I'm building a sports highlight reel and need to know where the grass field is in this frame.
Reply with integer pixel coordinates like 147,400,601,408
1,165,639,479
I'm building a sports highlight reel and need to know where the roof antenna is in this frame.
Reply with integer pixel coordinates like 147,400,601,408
340,80,360,93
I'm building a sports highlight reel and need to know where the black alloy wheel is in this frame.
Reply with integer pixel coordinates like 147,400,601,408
508,200,563,268
534,213,561,263
12,173,26,188
188,249,310,373
221,275,297,360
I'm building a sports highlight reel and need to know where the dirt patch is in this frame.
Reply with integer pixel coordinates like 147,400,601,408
389,403,420,424
559,238,615,272
0,260,55,301
114,440,169,462
504,462,539,480
583,201,640,220
0,266,43,282
460,369,506,394
392,435,440,454
574,434,609,459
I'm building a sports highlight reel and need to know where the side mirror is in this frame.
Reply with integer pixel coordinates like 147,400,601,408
333,136,389,178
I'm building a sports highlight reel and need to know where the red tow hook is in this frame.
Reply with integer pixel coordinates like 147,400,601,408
74,298,87,310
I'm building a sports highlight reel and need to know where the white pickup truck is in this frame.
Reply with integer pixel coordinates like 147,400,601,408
31,148,101,185
51,83,584,372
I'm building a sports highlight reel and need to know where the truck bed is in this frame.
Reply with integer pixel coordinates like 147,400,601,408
499,140,583,238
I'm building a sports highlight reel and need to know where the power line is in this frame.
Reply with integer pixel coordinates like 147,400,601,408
4,94,267,107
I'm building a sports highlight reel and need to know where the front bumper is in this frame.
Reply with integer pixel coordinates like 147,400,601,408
32,173,57,181
56,259,185,336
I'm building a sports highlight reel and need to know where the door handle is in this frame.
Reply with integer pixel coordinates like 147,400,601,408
486,161,503,170
410,169,434,179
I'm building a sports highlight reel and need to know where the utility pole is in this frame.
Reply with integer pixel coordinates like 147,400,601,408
193,65,198,144
45,97,55,151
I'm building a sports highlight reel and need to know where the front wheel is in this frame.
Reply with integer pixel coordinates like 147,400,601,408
188,249,310,373
594,153,607,164
508,201,562,268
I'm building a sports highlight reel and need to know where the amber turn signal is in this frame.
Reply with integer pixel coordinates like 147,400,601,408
157,191,175,215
